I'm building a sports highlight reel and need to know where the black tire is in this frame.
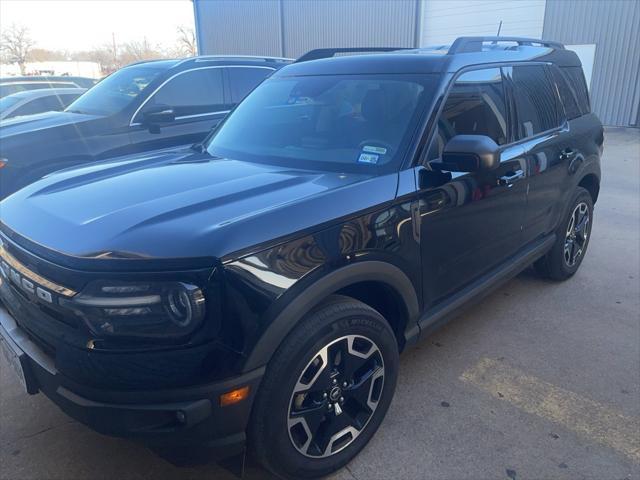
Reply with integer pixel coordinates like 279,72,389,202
249,295,399,479
535,186,594,280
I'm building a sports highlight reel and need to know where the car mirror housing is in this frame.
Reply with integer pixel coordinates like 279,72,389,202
438,134,501,172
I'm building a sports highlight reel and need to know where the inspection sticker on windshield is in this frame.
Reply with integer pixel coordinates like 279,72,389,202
358,153,379,164
362,145,387,155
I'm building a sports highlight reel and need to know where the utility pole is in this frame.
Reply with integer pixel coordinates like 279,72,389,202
112,32,117,69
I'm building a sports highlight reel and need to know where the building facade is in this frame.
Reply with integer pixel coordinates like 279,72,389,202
193,0,639,127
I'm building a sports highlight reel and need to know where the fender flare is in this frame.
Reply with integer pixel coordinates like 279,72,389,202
241,261,420,372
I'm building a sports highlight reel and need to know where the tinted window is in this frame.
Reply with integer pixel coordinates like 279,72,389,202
428,68,507,161
511,65,560,138
549,66,580,120
66,64,169,116
58,93,82,107
207,74,438,174
562,66,590,115
228,67,272,104
148,68,225,118
10,96,57,117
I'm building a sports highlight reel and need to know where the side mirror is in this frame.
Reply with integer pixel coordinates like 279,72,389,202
142,104,175,125
437,135,501,172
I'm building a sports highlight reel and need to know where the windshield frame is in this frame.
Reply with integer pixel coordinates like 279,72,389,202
205,72,440,175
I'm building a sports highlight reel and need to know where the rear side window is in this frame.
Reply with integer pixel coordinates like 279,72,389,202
227,67,273,104
549,66,581,120
427,68,508,161
510,65,560,138
562,66,590,115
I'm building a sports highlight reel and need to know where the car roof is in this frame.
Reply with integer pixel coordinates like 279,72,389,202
126,55,292,71
278,37,581,77
4,88,87,100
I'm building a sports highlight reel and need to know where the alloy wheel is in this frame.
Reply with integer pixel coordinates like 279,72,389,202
287,334,385,458
564,202,590,267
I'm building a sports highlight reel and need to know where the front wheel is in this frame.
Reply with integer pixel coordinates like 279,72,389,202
535,186,594,280
249,295,399,479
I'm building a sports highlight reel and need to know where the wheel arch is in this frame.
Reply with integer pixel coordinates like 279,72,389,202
241,261,420,373
578,173,600,204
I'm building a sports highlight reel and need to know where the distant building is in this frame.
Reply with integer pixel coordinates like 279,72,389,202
193,0,639,127
0,61,102,79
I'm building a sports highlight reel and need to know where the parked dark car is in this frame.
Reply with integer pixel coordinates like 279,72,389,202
0,56,291,198
0,76,96,97
0,38,602,479
0,88,86,121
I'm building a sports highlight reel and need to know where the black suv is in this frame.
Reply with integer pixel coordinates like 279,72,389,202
0,56,290,199
0,38,602,479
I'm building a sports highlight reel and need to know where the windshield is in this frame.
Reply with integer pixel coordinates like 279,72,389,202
206,74,438,173
65,64,169,116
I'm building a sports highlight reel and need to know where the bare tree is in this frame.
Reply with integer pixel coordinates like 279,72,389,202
1,24,35,74
176,26,197,57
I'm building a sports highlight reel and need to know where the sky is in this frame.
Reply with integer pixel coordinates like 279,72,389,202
0,0,195,52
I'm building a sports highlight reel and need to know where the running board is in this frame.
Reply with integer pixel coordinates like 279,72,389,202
416,234,556,339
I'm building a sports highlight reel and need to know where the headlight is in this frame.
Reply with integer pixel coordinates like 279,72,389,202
63,280,206,339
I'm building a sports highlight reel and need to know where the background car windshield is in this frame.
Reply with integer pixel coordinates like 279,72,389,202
207,74,437,173
0,95,23,111
65,64,169,116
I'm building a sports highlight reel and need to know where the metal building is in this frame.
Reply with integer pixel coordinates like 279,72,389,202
193,0,640,127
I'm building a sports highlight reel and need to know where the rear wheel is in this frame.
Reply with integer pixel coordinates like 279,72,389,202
535,186,593,280
249,295,399,479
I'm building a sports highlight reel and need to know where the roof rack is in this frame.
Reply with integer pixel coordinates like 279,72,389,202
296,47,409,63
448,36,565,54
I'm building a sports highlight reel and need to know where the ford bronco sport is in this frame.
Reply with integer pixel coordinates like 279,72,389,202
0,37,602,479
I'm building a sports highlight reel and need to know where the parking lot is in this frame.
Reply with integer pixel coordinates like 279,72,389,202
1,127,638,480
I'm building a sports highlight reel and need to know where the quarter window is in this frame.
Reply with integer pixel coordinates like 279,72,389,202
562,66,591,115
428,68,508,161
510,65,560,138
146,68,226,119
549,66,581,120
227,67,273,104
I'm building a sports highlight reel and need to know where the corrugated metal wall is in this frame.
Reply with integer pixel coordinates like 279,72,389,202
194,0,417,58
420,0,546,46
281,0,417,58
193,0,282,56
542,0,640,126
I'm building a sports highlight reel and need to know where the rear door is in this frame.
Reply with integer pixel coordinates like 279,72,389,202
419,67,528,306
128,67,232,152
503,64,570,244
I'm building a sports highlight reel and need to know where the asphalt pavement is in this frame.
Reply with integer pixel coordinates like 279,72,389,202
1,127,638,480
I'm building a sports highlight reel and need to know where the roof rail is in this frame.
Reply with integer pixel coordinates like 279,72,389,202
448,36,565,54
296,47,409,63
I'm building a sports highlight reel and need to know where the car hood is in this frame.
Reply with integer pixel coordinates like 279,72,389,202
0,110,100,136
0,148,397,263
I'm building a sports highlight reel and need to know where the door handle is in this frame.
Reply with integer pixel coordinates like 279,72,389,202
560,148,576,161
498,169,524,186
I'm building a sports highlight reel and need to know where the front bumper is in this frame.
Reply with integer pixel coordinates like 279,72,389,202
0,304,263,456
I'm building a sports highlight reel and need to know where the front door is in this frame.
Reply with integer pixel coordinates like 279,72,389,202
418,68,528,307
128,67,232,153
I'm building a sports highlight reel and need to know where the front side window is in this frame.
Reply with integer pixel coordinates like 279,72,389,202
144,68,226,119
510,65,560,138
11,96,59,117
207,74,438,173
66,64,170,116
427,68,508,161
